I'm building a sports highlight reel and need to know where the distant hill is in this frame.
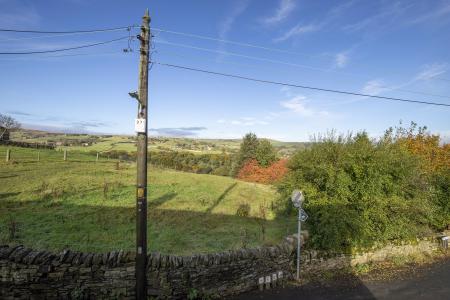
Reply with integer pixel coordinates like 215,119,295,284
11,129,310,156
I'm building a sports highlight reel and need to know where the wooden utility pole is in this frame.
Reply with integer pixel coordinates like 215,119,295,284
135,9,150,300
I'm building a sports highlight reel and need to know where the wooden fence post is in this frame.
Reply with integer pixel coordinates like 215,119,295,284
64,149,67,161
96,152,99,162
6,149,10,162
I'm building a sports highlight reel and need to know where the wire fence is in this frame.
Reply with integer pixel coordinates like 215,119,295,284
0,145,117,163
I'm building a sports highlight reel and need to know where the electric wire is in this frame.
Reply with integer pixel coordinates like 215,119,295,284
154,39,338,73
0,28,133,42
0,36,131,55
152,27,323,58
154,40,450,100
153,27,450,84
0,25,138,34
154,61,450,107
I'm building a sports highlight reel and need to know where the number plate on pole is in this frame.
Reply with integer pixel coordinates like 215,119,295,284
135,118,146,133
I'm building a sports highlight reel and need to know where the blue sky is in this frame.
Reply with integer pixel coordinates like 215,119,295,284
0,0,449,141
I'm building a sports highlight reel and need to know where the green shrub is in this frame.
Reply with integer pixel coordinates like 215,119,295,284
278,131,437,252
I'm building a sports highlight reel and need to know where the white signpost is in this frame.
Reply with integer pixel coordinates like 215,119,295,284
291,190,307,281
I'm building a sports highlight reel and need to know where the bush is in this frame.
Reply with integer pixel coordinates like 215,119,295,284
237,159,288,184
278,131,440,252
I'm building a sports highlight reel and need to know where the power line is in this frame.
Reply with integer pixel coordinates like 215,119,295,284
154,43,450,100
154,61,450,107
0,36,130,55
154,39,336,73
0,28,134,42
0,50,126,61
152,27,324,58
0,25,137,34
153,27,449,85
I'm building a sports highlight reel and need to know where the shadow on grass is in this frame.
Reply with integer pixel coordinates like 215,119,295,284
149,192,177,208
205,182,237,213
0,174,18,179
0,192,21,201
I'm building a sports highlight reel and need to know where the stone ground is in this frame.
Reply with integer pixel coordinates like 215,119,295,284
232,256,450,300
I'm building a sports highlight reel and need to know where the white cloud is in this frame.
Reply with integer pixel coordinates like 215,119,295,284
342,2,408,33
274,23,318,42
263,0,297,25
280,96,314,116
280,95,331,117
221,117,270,126
335,52,349,68
408,3,450,25
217,119,226,124
272,1,359,42
415,63,448,81
218,0,250,39
362,79,386,95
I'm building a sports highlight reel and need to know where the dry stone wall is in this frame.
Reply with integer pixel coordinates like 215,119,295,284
1,234,445,299
0,240,295,299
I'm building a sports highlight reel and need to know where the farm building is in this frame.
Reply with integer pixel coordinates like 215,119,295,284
0,126,10,141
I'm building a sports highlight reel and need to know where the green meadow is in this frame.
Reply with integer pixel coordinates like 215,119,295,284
0,146,295,255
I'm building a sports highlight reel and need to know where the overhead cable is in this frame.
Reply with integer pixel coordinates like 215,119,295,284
154,61,450,107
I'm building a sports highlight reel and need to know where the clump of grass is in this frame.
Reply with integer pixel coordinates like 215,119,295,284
236,203,250,217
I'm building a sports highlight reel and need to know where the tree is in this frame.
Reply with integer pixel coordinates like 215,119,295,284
233,132,260,176
256,139,277,167
0,114,21,140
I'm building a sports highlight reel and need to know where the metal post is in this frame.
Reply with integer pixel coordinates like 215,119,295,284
135,9,150,300
6,149,10,162
297,208,301,281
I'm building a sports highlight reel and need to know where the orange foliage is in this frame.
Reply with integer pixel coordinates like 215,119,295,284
398,134,450,173
237,159,288,184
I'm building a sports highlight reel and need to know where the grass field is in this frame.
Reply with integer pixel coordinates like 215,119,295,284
0,146,295,255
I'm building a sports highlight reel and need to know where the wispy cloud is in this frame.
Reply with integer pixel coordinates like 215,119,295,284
274,1,358,42
408,2,450,25
274,24,319,42
262,0,297,25
218,0,250,39
342,2,409,33
362,79,387,95
278,87,332,117
149,127,207,137
218,117,269,126
70,121,109,129
415,63,448,81
281,96,313,116
6,110,33,116
0,1,40,28
334,51,349,68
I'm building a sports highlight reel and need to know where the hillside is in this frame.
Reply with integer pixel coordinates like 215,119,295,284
0,146,296,255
